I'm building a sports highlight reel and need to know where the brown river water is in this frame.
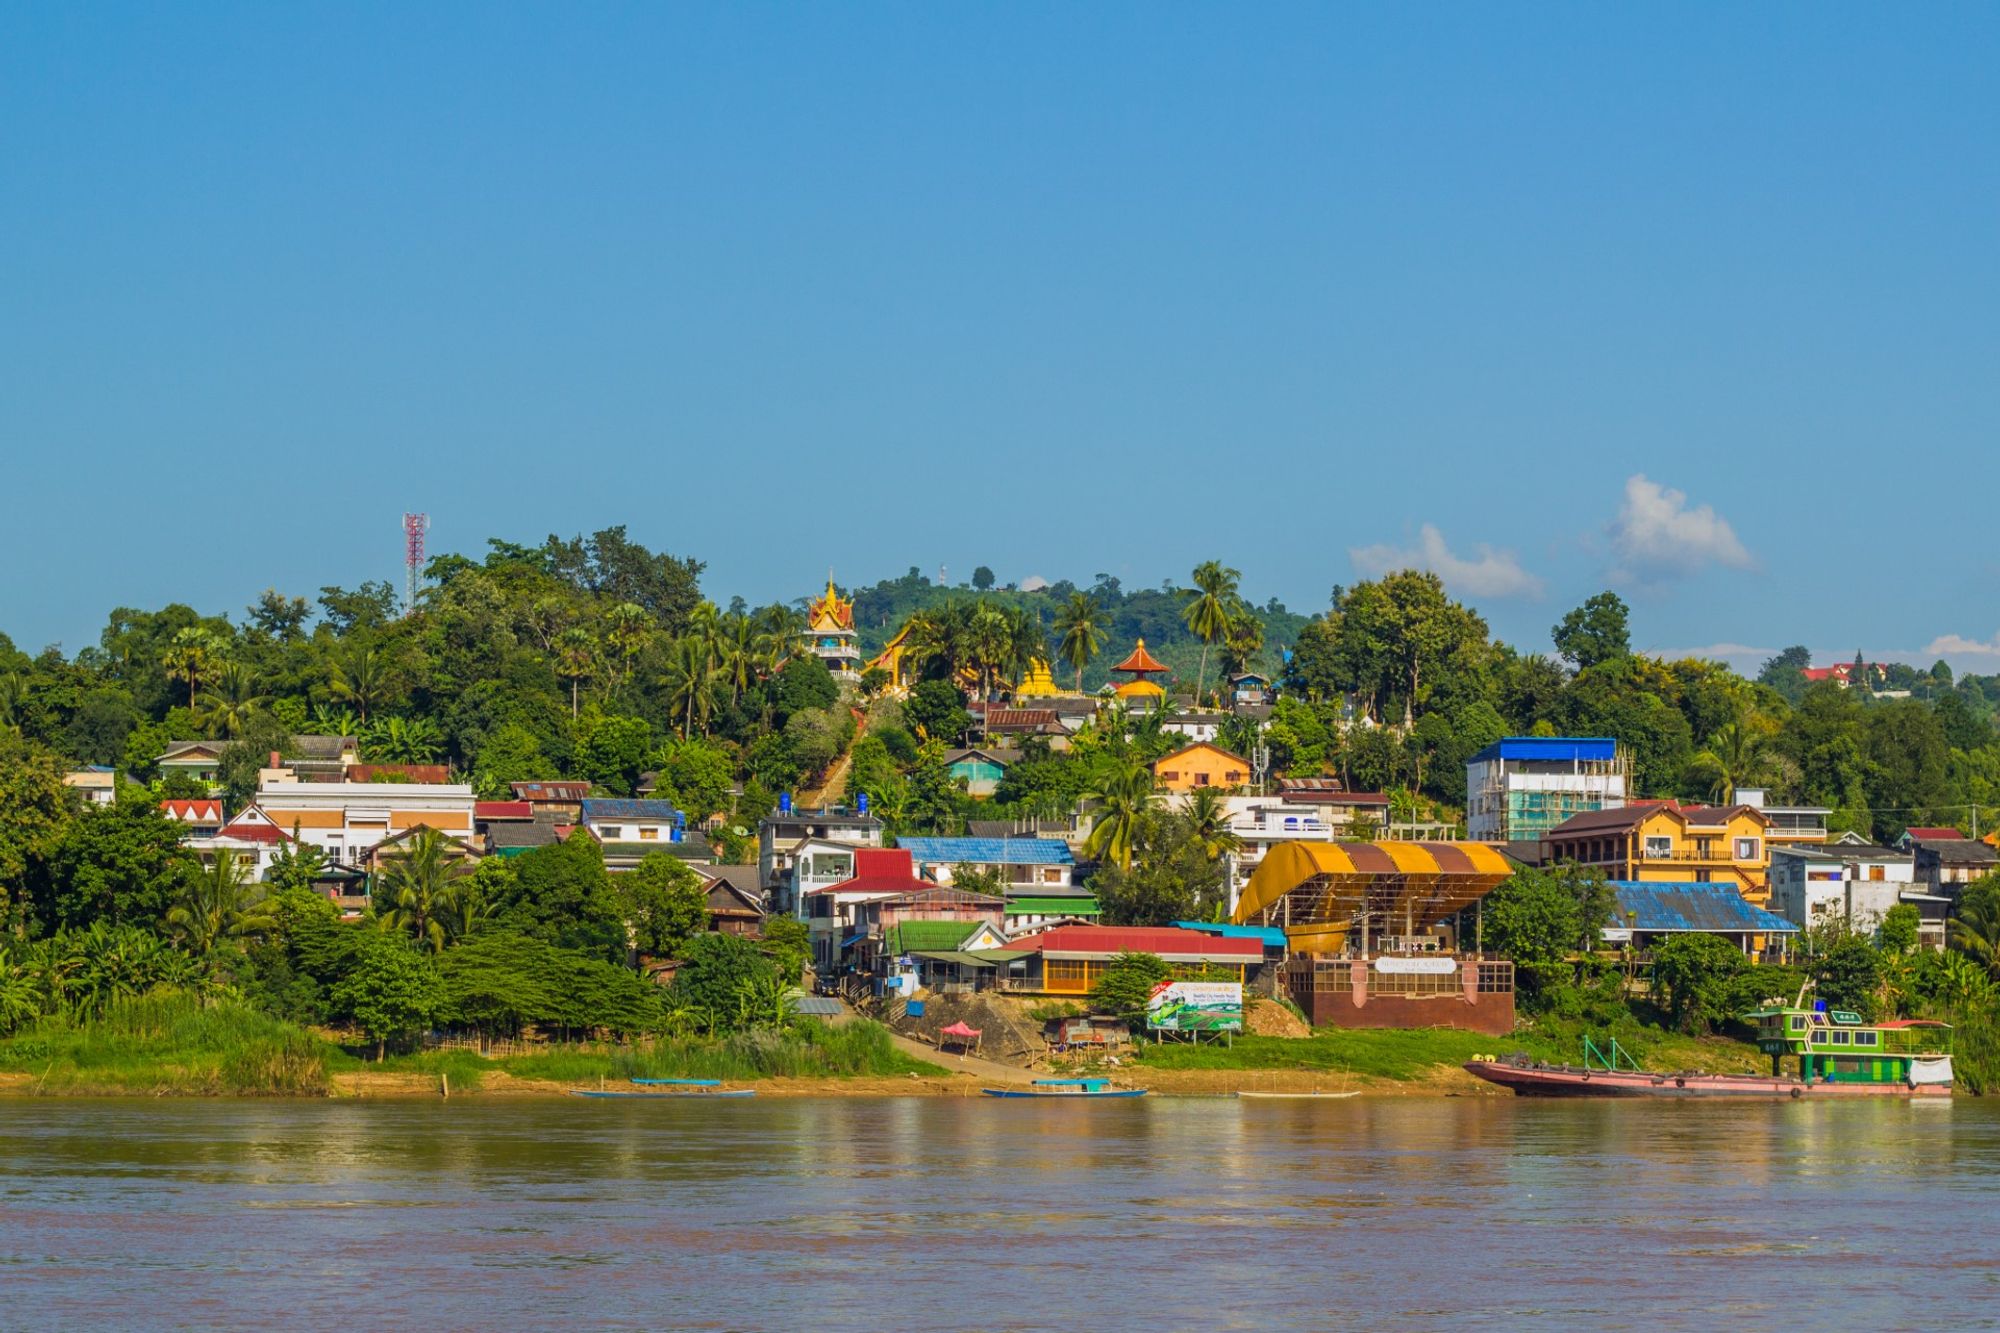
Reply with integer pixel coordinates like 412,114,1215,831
2,1096,1995,1330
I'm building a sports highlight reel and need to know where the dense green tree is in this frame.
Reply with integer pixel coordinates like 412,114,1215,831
1092,810,1226,925
332,933,443,1058
667,932,779,1035
39,798,192,931
1551,592,1631,671
619,852,710,957
1088,951,1171,1020
496,835,628,961
0,738,75,929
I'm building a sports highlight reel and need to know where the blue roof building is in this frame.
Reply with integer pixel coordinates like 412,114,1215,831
896,836,1076,890
1606,881,1798,951
1466,736,1631,845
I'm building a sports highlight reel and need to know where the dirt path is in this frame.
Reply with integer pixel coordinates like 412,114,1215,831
796,706,869,809
882,1030,1038,1085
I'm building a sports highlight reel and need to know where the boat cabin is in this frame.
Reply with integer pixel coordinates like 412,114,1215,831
1748,1004,1952,1087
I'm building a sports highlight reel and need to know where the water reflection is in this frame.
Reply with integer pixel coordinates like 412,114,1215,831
0,1097,1994,1330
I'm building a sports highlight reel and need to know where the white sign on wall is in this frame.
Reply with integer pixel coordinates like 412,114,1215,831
1373,956,1458,975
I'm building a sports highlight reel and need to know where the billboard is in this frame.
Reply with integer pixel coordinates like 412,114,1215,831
1146,980,1244,1033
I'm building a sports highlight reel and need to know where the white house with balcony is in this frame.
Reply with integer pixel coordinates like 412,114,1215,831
253,781,476,872
1212,797,1344,915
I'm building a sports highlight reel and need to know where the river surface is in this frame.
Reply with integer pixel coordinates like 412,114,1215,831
2,1095,1995,1330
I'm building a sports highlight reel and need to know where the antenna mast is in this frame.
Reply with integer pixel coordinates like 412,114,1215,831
402,513,429,615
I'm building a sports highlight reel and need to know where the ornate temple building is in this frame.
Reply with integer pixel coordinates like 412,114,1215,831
1110,639,1170,706
804,577,862,682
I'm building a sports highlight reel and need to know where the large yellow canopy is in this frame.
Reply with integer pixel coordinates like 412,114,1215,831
1232,841,1515,941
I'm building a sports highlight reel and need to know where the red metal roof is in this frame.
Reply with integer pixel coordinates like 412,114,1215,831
512,781,592,800
476,801,535,820
1004,925,1262,961
215,819,292,844
1904,827,1964,842
806,847,935,896
983,708,1062,730
161,799,223,822
1111,640,1168,674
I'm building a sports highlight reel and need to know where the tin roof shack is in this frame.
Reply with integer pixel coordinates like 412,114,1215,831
693,866,767,938
1605,881,1800,957
1044,1013,1132,1054
1001,925,1263,996
1913,839,1998,905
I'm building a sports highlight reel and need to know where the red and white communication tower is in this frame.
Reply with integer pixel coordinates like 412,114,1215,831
402,513,429,615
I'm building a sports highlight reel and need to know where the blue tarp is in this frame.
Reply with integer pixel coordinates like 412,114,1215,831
1608,881,1798,934
897,836,1074,865
1468,737,1620,765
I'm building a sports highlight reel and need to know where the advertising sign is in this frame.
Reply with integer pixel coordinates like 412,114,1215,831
1372,956,1458,975
1146,980,1244,1033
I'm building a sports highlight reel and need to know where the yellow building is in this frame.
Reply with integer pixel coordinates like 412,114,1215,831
1545,801,1775,903
803,577,861,681
1151,741,1253,794
1013,658,1065,698
1110,639,1169,705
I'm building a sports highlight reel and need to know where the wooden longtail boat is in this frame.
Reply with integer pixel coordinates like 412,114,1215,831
568,1088,757,1099
1235,1091,1361,1100
1465,1006,1952,1099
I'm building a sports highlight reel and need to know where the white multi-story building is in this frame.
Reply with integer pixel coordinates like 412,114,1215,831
253,780,476,870
1769,842,1918,938
1466,737,1629,844
759,802,884,916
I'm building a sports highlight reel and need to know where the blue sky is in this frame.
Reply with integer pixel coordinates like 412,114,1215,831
3,5,1997,672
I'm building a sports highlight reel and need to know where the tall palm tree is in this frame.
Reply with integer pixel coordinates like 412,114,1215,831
968,604,1014,700
1182,786,1243,862
1053,593,1108,692
1220,609,1264,679
0,672,27,736
166,854,274,961
163,628,222,711
375,827,466,954
197,661,269,738
719,613,761,704
327,644,397,723
662,635,720,738
553,628,597,718
604,602,653,684
1083,759,1157,870
1686,720,1771,803
1950,893,2000,979
1179,561,1242,707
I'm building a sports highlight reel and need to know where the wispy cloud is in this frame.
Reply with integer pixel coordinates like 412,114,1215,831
1926,631,2000,658
1350,524,1545,599
1609,474,1755,583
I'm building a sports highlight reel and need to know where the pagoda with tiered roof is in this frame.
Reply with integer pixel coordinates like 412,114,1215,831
1110,639,1169,705
804,575,861,681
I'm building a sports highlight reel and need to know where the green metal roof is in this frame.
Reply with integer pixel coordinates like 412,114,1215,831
883,920,982,953
1005,896,1101,916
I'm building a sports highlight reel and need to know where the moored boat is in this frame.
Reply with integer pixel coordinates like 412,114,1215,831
1236,1090,1360,1100
982,1077,1146,1099
1465,1004,1952,1099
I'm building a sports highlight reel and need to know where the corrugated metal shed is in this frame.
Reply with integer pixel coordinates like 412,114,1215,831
581,799,684,821
1609,881,1799,934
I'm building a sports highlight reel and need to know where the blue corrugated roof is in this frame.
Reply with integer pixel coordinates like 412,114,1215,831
1608,881,1798,934
1468,736,1619,765
897,836,1074,865
580,799,684,821
1173,921,1288,947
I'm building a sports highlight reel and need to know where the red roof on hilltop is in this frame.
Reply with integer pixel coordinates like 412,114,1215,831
1904,827,1964,842
1005,925,1262,960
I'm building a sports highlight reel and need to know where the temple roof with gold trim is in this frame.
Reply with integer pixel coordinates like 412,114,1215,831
807,577,854,633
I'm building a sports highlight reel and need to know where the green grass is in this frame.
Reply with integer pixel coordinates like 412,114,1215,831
1134,1019,1766,1081
0,991,336,1096
503,1019,943,1084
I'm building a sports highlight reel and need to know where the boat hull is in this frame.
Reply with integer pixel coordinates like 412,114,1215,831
1464,1060,1948,1099
569,1089,756,1099
981,1088,1146,1099
1236,1091,1360,1100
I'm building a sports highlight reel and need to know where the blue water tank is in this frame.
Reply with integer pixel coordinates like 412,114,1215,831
780,791,792,815
907,1000,925,1017
857,791,870,814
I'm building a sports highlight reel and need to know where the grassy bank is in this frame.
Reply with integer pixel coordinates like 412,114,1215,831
0,1004,938,1096
0,991,336,1096
1134,1019,1766,1082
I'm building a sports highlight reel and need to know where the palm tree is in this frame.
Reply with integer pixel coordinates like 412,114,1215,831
967,604,1014,700
0,672,26,736
719,612,761,704
1220,609,1264,679
166,854,274,961
163,628,222,711
553,627,597,717
1053,593,1108,692
1182,786,1242,862
662,635,720,738
604,602,653,683
1179,561,1242,707
361,715,445,763
376,828,467,954
1686,720,1771,803
327,644,397,723
1950,893,2000,979
1083,759,1157,870
197,660,269,738
308,704,361,738
906,600,975,688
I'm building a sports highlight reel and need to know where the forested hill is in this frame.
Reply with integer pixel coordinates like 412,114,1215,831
836,567,1309,689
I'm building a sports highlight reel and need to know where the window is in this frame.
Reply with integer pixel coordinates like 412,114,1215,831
1788,1016,1806,1031
1194,773,1211,787
1160,771,1179,782
598,826,623,841
1869,865,1885,882
1643,836,1673,859
1735,837,1761,861
639,827,658,840
1830,1030,1850,1045
1853,1031,1878,1047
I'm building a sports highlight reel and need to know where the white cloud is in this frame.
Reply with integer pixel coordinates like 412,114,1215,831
1925,632,2000,658
1609,474,1754,583
1018,575,1051,592
1349,524,1545,599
